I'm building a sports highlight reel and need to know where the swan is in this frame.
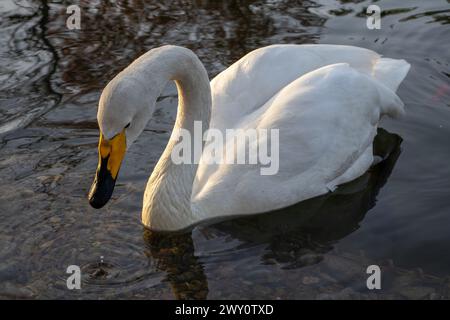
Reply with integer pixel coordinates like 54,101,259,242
88,44,410,231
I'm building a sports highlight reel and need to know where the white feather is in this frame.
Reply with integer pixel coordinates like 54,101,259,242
97,44,410,231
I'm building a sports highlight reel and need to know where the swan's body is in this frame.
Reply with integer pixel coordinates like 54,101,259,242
89,44,410,231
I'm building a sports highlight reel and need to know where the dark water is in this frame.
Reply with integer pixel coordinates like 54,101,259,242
0,0,449,299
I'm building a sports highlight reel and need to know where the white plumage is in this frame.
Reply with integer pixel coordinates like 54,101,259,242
94,44,410,231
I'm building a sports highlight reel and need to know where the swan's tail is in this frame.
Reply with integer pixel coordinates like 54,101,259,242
373,58,411,92
372,58,410,118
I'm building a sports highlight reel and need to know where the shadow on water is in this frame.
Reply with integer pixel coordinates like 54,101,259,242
143,231,209,299
142,128,402,299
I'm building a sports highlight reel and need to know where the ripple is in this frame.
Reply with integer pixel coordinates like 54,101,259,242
82,260,121,285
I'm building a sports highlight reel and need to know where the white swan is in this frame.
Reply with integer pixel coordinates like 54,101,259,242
88,44,410,231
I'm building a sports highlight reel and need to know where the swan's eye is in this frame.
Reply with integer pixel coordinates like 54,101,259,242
125,122,131,129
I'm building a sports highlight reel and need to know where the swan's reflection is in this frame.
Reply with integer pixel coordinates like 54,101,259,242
143,230,209,299
143,128,402,299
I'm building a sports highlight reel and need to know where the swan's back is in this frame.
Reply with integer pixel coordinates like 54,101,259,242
210,44,409,130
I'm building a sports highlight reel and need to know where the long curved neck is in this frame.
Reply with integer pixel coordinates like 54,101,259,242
137,46,211,230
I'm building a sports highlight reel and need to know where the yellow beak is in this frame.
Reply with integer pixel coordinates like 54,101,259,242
88,129,126,209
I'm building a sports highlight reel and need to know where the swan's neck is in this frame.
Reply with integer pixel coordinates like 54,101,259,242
139,46,211,230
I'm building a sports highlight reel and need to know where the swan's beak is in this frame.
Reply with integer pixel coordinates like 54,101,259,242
88,129,126,209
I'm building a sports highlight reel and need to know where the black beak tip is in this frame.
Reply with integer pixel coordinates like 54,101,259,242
89,195,108,209
88,173,116,209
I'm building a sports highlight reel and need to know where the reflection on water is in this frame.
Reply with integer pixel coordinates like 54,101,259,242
0,0,449,299
0,0,60,134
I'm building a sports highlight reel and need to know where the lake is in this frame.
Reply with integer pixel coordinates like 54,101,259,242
0,0,449,299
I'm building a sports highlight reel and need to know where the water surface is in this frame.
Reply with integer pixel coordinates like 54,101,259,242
0,0,449,299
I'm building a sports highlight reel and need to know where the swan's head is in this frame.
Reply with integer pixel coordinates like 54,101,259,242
88,75,156,209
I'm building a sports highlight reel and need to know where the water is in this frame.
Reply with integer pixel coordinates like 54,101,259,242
0,0,449,299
